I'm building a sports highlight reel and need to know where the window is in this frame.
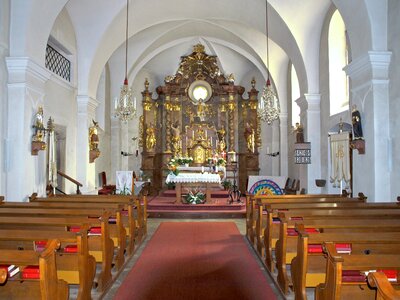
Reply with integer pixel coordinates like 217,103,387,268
329,10,349,115
45,44,71,82
291,64,300,126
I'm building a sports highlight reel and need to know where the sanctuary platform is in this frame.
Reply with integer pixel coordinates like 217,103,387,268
147,189,245,218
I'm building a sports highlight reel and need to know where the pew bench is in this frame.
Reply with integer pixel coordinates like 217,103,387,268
0,215,114,292
0,239,69,300
273,214,400,294
0,228,95,300
290,231,400,299
261,206,400,266
367,272,400,300
251,195,365,253
315,242,400,300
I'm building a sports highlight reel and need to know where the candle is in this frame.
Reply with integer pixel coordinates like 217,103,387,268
114,98,118,110
201,166,204,173
192,131,194,139
205,130,207,139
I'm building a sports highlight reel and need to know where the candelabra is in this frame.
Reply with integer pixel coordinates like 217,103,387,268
228,162,242,204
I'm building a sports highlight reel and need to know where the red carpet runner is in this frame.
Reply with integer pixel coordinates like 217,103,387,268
114,222,278,300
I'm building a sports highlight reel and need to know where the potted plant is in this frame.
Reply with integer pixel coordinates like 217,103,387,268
222,179,232,190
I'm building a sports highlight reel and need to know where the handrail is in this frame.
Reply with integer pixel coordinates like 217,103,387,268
57,170,83,194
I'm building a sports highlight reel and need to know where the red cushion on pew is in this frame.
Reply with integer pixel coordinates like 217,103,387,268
69,226,81,232
341,270,366,282
64,245,78,253
22,266,40,279
89,227,101,235
308,244,323,253
335,243,352,254
287,228,319,236
377,269,398,282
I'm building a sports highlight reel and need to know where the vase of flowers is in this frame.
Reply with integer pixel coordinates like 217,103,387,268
167,158,179,176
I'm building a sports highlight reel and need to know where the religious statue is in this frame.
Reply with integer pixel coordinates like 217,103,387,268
32,106,45,142
146,122,157,151
216,127,227,154
171,121,182,156
89,119,99,151
244,122,255,153
351,105,363,140
294,122,304,143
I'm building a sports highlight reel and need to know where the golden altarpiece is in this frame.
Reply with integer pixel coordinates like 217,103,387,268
139,44,260,193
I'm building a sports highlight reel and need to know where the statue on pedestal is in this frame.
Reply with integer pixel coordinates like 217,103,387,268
146,122,157,151
351,105,363,140
244,122,255,153
171,121,182,156
294,122,304,144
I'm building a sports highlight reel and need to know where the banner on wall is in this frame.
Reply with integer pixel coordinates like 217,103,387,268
247,176,287,195
329,132,350,188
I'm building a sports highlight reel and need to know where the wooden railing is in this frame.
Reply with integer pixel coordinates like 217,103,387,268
57,170,83,194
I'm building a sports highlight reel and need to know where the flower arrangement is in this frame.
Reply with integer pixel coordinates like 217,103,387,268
167,158,179,176
175,156,193,165
183,190,206,204
217,158,226,166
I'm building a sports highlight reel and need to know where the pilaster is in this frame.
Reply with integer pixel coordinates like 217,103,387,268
76,95,99,193
296,94,321,194
6,57,51,200
344,51,392,201
279,113,288,176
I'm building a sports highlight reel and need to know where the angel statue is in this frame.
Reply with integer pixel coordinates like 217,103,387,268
32,106,45,142
89,119,99,151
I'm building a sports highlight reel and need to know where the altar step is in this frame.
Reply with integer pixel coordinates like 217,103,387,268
147,191,245,219
161,189,229,198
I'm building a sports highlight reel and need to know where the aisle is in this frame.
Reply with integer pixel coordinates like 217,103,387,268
113,222,279,300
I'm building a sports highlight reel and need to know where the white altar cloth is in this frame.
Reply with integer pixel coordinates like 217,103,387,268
166,173,221,184
177,166,226,180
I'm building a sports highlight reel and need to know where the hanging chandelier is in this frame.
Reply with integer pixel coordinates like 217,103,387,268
115,0,136,122
257,1,280,125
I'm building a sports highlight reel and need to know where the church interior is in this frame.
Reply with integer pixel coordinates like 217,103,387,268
0,0,400,299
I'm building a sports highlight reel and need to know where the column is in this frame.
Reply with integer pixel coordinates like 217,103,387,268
296,94,321,194
110,117,120,183
279,112,288,176
76,95,99,193
344,51,391,201
6,57,51,200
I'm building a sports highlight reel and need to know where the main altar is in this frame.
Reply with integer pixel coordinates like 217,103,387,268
139,44,260,194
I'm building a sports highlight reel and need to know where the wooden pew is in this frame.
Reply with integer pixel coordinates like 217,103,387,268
29,194,147,243
290,229,400,299
274,217,400,293
0,228,95,300
261,204,400,267
367,272,400,300
315,242,400,300
0,239,69,300
0,206,127,270
0,215,114,292
252,197,364,257
245,193,347,242
0,200,138,255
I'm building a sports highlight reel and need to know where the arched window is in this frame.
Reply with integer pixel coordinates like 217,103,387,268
329,10,349,115
291,64,300,126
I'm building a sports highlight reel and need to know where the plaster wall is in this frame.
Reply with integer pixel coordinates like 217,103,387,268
388,0,400,201
0,0,10,196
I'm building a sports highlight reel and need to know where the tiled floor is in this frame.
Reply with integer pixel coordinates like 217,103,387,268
100,218,287,300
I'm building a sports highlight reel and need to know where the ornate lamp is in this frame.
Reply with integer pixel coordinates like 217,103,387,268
257,1,280,125
115,0,136,122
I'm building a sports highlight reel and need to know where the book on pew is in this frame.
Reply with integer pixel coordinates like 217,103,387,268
377,269,398,282
335,243,352,254
0,264,20,277
88,226,102,236
22,266,40,279
64,244,78,253
34,240,47,252
308,244,323,253
69,226,81,233
342,270,366,282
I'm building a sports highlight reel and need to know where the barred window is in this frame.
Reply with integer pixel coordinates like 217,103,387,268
45,44,71,82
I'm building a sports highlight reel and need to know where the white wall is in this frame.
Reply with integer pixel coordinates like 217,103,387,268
388,0,400,200
0,0,10,197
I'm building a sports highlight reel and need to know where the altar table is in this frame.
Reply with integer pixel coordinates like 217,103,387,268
166,173,221,203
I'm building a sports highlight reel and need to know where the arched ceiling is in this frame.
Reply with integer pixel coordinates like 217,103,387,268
9,0,377,103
